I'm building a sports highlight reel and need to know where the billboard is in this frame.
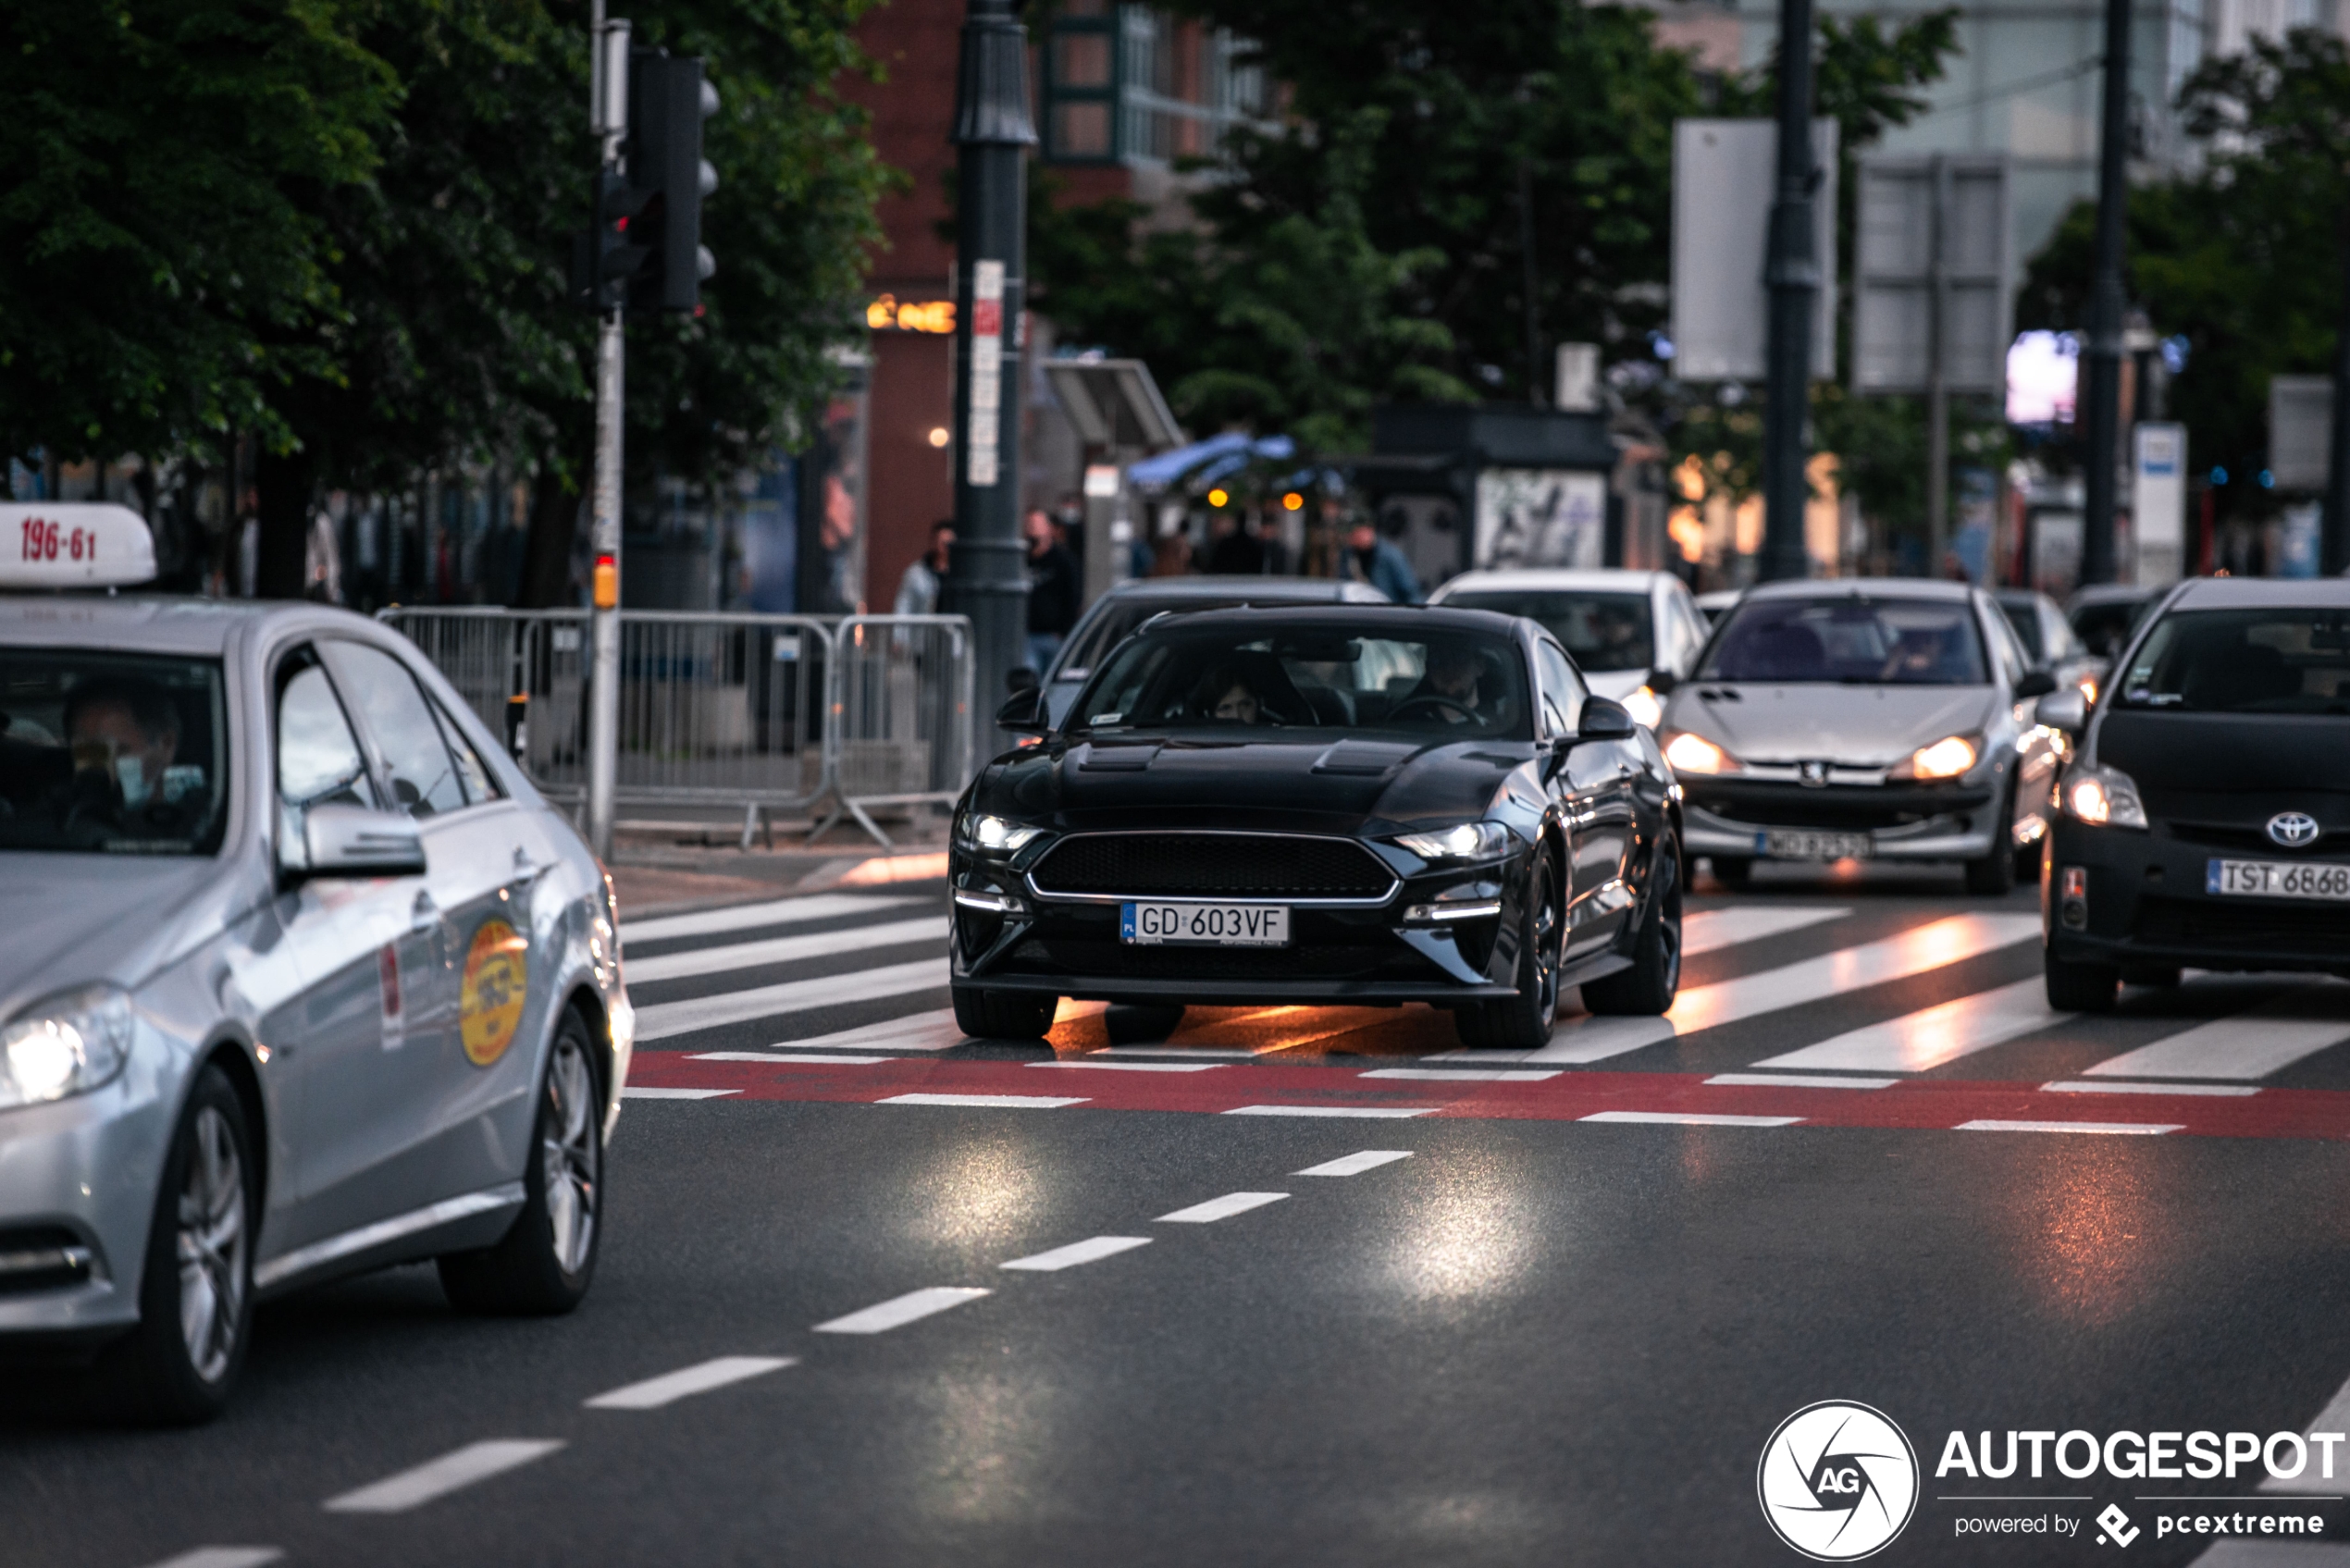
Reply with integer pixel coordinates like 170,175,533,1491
1475,469,1607,570
1670,119,1839,383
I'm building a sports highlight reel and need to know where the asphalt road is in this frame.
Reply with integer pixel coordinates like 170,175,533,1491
11,867,2350,1568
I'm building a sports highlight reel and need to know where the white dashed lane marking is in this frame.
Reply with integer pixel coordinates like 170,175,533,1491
691,1052,899,1065
1223,1105,1432,1118
585,1356,797,1411
1026,1059,1225,1073
1706,1072,1896,1090
1956,1119,2183,1135
322,1439,566,1513
1360,1068,1560,1082
623,1087,740,1101
1293,1150,1414,1177
1580,1111,1803,1128
137,1550,284,1568
877,1093,1088,1109
1156,1191,1290,1224
2042,1080,2260,1097
813,1287,991,1335
1000,1236,1154,1272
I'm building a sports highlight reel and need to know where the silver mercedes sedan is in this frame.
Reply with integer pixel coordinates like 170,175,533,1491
1655,579,2063,893
0,566,632,1421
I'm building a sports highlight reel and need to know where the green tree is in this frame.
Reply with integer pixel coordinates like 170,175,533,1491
2022,27,2350,525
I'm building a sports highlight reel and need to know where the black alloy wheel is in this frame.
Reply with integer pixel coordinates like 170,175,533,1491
952,986,1058,1041
107,1063,256,1425
2044,940,2119,1013
439,1008,603,1315
1455,845,1562,1049
1584,829,1684,1016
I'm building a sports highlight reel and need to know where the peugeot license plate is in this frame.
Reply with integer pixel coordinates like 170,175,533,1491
1756,830,1873,861
2208,858,2350,900
1119,902,1291,946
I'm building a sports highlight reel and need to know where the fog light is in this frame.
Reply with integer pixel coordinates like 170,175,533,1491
1403,899,1502,923
953,887,1025,915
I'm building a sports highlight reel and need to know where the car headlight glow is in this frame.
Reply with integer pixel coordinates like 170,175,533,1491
1897,735,1979,781
1662,730,1736,775
960,813,1046,854
2062,762,2148,829
1623,685,1664,730
1,984,133,1110
1392,821,1513,861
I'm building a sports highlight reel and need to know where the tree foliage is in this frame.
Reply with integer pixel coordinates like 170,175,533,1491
2021,27,2350,518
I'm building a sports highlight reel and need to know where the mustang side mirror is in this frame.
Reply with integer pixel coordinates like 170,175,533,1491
2035,688,2088,735
2013,667,2058,700
996,685,1047,733
299,804,427,879
1577,697,1638,742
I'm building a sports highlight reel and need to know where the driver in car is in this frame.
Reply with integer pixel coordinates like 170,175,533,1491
62,675,201,837
1199,664,1268,725
1400,644,1497,726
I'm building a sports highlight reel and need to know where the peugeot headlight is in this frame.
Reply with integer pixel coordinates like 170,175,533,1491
1392,821,1513,862
1623,685,1664,730
1,983,133,1109
2061,762,2148,830
1891,735,1980,781
1662,730,1738,776
959,812,1046,854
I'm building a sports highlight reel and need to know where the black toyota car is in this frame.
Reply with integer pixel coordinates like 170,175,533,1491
947,605,1683,1049
2040,576,2350,1010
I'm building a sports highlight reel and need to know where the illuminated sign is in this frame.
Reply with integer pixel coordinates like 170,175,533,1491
867,293,956,334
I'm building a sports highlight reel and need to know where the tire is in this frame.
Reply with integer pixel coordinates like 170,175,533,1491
2013,833,2045,886
1584,830,1684,1017
1454,846,1562,1049
1964,781,2022,895
2045,944,2120,1013
1710,856,1752,891
108,1063,256,1425
952,986,1058,1041
439,1011,602,1315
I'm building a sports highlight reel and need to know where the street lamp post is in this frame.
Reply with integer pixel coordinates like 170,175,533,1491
2078,0,2134,586
1758,0,1819,583
941,0,1038,743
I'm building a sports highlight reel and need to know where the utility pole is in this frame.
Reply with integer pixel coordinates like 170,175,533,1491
1924,154,1949,575
586,10,628,858
1759,0,1818,582
2079,0,2133,586
2326,209,2350,575
943,0,1037,739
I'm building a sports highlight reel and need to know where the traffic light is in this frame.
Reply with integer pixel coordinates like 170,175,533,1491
624,50,719,314
570,167,654,312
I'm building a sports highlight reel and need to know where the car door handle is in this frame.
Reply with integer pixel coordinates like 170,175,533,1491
412,890,441,932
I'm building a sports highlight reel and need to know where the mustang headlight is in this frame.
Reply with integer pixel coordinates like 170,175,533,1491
2061,762,2148,830
1392,821,1513,862
959,812,1046,854
1,983,133,1110
1662,730,1737,775
1891,734,1980,781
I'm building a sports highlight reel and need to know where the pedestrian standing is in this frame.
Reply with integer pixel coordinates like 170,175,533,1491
895,520,954,616
1343,518,1423,603
1023,507,1080,674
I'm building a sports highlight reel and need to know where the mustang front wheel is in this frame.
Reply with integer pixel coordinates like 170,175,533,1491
1454,846,1561,1050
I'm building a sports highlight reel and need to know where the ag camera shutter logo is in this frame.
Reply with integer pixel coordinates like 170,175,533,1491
1758,1401,1920,1560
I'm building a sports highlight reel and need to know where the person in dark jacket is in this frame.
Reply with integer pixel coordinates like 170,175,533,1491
1023,508,1081,674
1344,518,1423,603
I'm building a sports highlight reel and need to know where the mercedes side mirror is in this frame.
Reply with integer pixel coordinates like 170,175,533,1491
300,804,427,878
2036,688,2088,735
996,685,1047,734
2013,667,2059,700
1577,697,1638,742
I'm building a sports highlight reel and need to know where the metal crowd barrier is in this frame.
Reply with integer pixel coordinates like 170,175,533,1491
378,607,972,848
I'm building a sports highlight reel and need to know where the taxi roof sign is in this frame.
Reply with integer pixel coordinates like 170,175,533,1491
3,503,157,589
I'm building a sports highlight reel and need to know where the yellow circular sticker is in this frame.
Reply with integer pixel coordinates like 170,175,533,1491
460,919,529,1067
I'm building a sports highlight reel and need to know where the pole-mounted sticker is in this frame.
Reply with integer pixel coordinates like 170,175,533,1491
968,259,1005,488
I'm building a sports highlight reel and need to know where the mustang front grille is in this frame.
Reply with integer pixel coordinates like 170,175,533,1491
1029,833,1395,900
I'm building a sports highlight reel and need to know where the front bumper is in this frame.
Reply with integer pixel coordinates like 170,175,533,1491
1681,777,2001,861
2046,817,2350,974
0,1043,178,1338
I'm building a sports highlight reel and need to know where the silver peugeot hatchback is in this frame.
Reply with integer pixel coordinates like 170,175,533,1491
0,504,632,1421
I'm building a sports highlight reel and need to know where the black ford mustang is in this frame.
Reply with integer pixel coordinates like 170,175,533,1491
947,605,1684,1048
2040,577,2350,1008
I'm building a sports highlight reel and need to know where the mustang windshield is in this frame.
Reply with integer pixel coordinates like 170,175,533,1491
0,651,230,855
1070,624,1531,739
1440,590,1652,673
1701,598,1988,685
2117,608,2350,713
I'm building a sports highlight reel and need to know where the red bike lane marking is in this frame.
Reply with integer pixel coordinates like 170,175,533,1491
621,1055,2350,1141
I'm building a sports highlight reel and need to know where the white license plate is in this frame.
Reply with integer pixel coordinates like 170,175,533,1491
2207,858,2350,900
1756,830,1873,861
1119,902,1291,946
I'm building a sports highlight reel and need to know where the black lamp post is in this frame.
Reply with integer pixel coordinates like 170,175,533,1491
940,0,1037,741
1758,0,1818,583
2078,0,2133,586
